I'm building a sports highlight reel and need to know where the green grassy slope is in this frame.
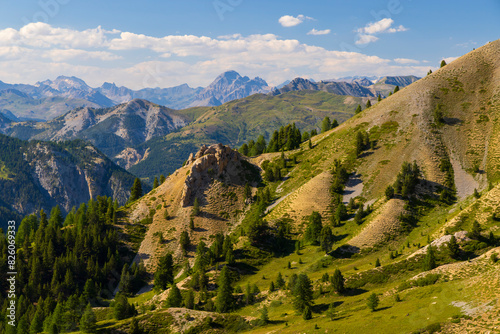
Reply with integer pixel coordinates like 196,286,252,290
130,90,367,181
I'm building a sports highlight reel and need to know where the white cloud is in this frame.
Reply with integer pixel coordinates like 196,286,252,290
0,23,431,90
307,28,331,36
356,34,379,45
356,18,408,45
278,15,313,27
394,58,420,64
442,56,459,64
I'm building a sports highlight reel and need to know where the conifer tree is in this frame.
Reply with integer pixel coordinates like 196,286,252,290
375,258,381,267
423,245,436,271
319,226,334,253
179,230,190,256
331,269,345,294
470,220,482,239
440,60,447,67
321,116,332,133
215,266,234,313
292,273,314,312
367,293,379,311
80,303,97,333
192,197,200,216
260,305,270,323
129,178,143,202
355,104,362,114
366,100,372,108
184,289,195,309
166,284,183,307
154,253,174,290
447,235,460,259
276,272,286,289
153,177,159,189
160,174,166,184
377,94,382,101
394,85,400,93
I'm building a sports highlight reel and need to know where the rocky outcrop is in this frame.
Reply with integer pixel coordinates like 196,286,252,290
181,144,243,207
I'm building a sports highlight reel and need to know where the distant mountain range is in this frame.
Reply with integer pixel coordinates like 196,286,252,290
0,72,420,121
271,75,420,98
0,71,272,120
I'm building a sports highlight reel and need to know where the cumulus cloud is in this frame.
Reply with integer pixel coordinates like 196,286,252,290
307,28,331,36
356,34,379,45
394,58,420,64
356,18,408,44
0,22,430,90
278,14,313,27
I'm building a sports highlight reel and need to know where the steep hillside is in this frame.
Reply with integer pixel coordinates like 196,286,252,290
0,134,138,230
122,144,258,270
129,90,368,181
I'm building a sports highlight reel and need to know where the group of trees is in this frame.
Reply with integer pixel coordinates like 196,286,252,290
304,212,334,253
238,119,337,158
329,160,349,227
0,196,145,333
385,161,421,199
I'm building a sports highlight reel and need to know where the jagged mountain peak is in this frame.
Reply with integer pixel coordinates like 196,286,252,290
37,75,92,92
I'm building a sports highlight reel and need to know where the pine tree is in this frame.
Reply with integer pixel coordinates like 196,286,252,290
305,211,322,245
129,178,143,202
308,139,312,149
319,226,334,253
153,177,159,189
427,69,433,75
260,305,270,323
326,302,336,320
292,273,314,312
321,117,332,133
160,174,166,184
375,258,381,267
367,293,379,311
269,281,275,292
470,220,482,239
215,266,234,313
393,85,400,93
423,245,436,271
366,100,372,108
189,217,195,230
29,308,44,334
154,253,174,290
192,197,200,216
331,269,345,294
17,313,29,334
276,272,286,289
440,60,447,67
377,94,382,102
80,304,97,333
385,185,395,199
166,284,183,307
447,235,460,259
184,290,195,309
355,104,362,114
179,230,190,256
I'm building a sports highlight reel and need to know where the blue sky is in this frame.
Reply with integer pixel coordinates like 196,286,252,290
0,0,498,89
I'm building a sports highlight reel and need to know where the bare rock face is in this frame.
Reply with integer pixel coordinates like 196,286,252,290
181,144,243,207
